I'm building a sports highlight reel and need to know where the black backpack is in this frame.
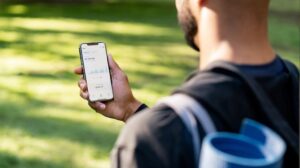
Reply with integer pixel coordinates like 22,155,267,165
160,60,299,167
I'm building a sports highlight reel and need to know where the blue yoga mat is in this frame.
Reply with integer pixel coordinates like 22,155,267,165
199,119,286,168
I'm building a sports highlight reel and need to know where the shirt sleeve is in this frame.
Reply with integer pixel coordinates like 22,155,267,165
134,103,148,114
111,105,196,168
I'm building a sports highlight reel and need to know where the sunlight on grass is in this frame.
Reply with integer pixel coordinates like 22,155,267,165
0,56,67,74
0,17,178,37
0,136,111,168
0,31,20,42
0,3,194,166
6,5,28,15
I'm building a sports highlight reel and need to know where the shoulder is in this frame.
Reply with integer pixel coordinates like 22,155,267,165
175,68,247,106
180,68,245,92
112,105,194,168
116,105,186,147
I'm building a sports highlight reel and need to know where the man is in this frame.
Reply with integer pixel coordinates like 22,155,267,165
74,0,299,167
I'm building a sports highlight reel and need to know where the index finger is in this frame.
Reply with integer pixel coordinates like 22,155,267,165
74,66,83,75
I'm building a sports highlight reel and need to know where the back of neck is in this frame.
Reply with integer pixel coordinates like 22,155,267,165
198,5,275,69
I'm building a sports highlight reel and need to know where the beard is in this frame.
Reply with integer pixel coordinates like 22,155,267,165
177,3,200,52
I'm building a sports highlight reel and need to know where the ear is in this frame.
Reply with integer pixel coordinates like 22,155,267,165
190,0,206,10
176,0,205,12
200,0,207,6
189,0,206,20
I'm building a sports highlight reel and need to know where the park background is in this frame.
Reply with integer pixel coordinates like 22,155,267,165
0,0,299,167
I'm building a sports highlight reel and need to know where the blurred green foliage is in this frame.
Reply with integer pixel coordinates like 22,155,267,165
0,0,299,168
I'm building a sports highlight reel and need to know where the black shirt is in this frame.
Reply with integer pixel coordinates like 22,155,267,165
111,57,299,168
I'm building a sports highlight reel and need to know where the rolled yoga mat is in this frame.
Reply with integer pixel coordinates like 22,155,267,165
199,119,286,168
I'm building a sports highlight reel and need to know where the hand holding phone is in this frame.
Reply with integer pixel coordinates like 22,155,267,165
79,42,114,102
76,45,142,121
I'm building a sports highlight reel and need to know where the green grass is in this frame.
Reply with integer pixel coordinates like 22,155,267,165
0,1,299,168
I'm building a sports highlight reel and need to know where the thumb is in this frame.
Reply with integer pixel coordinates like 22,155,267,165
108,54,121,72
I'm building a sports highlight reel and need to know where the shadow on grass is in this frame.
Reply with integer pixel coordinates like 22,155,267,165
269,9,300,25
0,25,196,82
0,26,182,50
0,84,118,156
0,2,178,28
0,151,66,168
15,71,77,81
0,91,118,158
1,111,117,154
0,82,119,168
0,84,87,112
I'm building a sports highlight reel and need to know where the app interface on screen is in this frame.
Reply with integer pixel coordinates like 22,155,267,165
81,43,113,101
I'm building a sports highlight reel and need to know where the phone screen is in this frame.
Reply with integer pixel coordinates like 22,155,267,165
80,42,113,101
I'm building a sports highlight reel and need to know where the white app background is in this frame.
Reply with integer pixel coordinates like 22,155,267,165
81,43,113,101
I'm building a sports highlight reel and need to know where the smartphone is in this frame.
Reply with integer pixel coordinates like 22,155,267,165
79,42,114,102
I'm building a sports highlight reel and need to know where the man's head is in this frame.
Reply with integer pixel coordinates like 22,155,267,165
176,0,270,52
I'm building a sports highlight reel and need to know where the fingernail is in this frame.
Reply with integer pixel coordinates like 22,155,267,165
100,104,106,109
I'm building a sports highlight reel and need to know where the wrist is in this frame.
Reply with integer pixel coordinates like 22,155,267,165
123,99,142,122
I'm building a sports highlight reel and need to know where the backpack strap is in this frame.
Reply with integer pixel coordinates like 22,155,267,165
205,61,299,155
158,94,216,167
282,60,299,122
